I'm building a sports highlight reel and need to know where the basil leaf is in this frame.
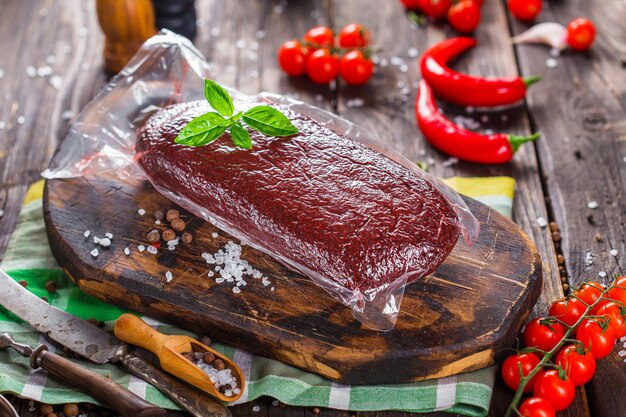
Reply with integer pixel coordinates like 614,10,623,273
229,111,243,124
204,79,234,117
174,112,228,146
230,122,252,149
242,105,299,137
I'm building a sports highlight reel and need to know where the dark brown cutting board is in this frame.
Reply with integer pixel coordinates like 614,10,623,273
43,175,542,385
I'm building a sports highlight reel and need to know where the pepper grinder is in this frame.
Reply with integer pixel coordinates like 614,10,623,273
152,0,197,40
96,0,157,74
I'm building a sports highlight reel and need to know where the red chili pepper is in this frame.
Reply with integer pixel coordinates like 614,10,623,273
420,37,540,107
416,79,538,164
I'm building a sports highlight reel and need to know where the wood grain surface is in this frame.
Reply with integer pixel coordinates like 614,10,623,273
44,174,541,385
1,0,624,416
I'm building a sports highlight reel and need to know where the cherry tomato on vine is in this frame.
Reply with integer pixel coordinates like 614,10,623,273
532,370,575,411
549,297,585,328
519,397,556,417
595,301,626,338
567,18,596,51
507,0,542,22
523,318,565,353
574,281,604,306
447,1,481,34
576,318,616,359
338,24,371,48
555,344,596,386
608,275,626,305
306,48,340,84
278,40,309,76
400,0,422,9
339,50,374,85
303,26,334,50
419,0,451,19
501,352,542,392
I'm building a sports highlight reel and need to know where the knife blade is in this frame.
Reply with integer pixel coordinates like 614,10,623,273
0,269,231,417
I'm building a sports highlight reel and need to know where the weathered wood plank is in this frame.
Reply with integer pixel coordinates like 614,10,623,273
509,1,626,416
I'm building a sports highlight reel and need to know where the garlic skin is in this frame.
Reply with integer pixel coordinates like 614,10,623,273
513,22,569,51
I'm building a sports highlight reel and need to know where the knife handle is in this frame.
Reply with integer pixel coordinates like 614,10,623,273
31,346,167,417
119,351,232,417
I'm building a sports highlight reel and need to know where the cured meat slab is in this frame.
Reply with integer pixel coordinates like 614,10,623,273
44,175,542,384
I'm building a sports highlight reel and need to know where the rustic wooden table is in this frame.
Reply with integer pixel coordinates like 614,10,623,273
0,0,624,416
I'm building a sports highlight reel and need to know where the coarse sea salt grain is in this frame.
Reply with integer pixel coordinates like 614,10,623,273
587,201,599,209
232,287,241,294
99,237,111,247
124,247,130,256
155,219,161,225
138,245,146,252
138,208,146,216
165,271,173,283
252,406,260,412
272,400,279,407
599,271,607,278
610,249,619,257
105,232,113,239
211,232,219,238
84,230,91,238
546,58,558,68
17,116,25,125
90,248,99,258
147,245,158,254
536,217,548,228
93,236,100,244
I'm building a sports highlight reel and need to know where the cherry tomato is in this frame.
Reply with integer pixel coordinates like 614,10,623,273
419,0,451,19
501,352,542,392
447,1,480,34
519,397,556,417
507,0,542,22
400,0,422,9
303,26,334,50
608,275,626,305
567,18,596,51
523,318,565,353
576,318,616,359
339,50,374,85
277,40,309,76
549,297,585,328
306,48,340,84
595,301,626,338
555,344,596,386
533,370,575,411
338,24,371,48
574,281,604,306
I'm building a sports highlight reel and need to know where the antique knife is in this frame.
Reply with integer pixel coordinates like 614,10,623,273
0,269,231,417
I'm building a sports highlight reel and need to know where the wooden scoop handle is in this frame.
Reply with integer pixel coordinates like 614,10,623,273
31,346,166,417
114,314,167,356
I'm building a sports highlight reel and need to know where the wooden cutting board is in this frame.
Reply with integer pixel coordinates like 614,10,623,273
43,175,542,385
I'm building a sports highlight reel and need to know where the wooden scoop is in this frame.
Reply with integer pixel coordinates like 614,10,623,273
114,314,245,402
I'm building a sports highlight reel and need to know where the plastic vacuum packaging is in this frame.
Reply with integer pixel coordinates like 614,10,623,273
43,31,479,331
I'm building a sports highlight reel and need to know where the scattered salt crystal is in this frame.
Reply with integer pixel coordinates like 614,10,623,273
400,64,408,72
93,236,100,244
17,116,26,125
232,286,241,294
124,247,130,256
549,47,561,58
210,28,220,37
453,115,480,130
250,41,259,50
234,388,241,395
0,209,4,218
442,157,459,167
211,232,219,238
208,271,214,277
261,277,271,287
0,122,5,130
536,217,548,228
235,39,246,49
273,0,286,14
256,30,266,39
81,63,90,71
46,55,56,64
250,70,259,79
271,400,279,407
155,219,161,225
610,249,619,257
546,58,558,68
105,232,113,239
408,48,419,58
99,237,111,247
147,245,158,254
90,248,99,257
621,336,626,342
61,110,74,120
390,56,404,66
587,201,599,209
599,271,607,278
37,65,52,77
78,27,88,37
215,278,224,283
466,106,475,114
84,230,91,238
138,245,146,252
271,287,275,291
165,271,173,283
252,406,260,412
49,75,62,89
480,115,489,123
26,66,37,77
619,350,626,357
379,58,388,67
584,250,595,267
138,208,146,215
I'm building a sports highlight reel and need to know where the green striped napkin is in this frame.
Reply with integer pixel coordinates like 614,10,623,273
0,176,515,416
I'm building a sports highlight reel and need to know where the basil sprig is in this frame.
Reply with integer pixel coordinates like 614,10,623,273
174,79,299,149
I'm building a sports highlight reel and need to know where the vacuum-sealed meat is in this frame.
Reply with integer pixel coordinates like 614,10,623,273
136,100,461,328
